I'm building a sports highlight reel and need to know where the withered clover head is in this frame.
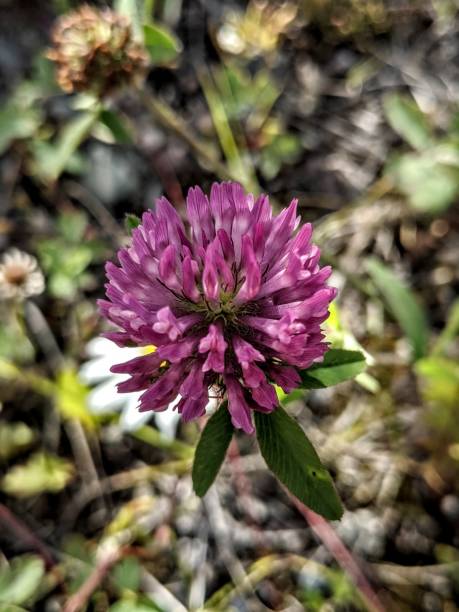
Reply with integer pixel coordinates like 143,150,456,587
48,4,149,96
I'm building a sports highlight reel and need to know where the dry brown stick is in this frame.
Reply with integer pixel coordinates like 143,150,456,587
24,300,64,377
0,503,55,569
61,459,191,524
64,180,124,245
372,561,459,586
64,498,179,612
203,487,250,589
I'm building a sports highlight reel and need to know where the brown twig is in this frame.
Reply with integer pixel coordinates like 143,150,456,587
63,180,124,246
0,503,55,569
61,459,191,524
23,298,108,512
63,498,178,612
24,300,64,375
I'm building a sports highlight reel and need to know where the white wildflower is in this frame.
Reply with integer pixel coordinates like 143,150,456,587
0,248,45,301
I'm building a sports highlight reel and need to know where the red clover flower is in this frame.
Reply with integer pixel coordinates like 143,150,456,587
99,182,336,434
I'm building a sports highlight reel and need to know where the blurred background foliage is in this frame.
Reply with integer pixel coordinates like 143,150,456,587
0,0,458,610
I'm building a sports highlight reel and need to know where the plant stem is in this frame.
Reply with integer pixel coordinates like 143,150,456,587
139,89,239,183
288,494,388,612
0,503,55,569
63,547,120,612
24,301,64,374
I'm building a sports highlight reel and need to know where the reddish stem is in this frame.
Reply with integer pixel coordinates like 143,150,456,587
63,548,121,612
288,495,387,612
0,503,55,569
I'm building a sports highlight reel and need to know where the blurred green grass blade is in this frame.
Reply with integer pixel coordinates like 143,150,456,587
55,368,96,429
254,406,343,520
131,425,194,459
383,93,433,150
199,71,258,192
192,402,234,497
366,258,429,360
34,109,99,183
432,298,459,356
0,358,55,397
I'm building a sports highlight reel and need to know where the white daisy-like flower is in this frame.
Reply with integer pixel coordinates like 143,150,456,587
0,248,45,301
79,337,181,437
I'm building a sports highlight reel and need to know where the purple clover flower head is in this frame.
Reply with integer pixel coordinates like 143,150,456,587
99,183,336,434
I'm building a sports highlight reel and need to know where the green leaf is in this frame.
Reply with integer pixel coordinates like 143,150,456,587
34,109,99,182
300,349,366,389
132,425,193,459
366,258,429,360
387,152,459,214
57,210,88,243
323,303,380,394
1,452,74,497
111,557,141,592
125,213,141,234
62,534,94,565
38,237,95,300
99,110,133,144
259,133,302,180
143,23,182,64
192,402,234,497
0,313,35,364
254,406,343,520
61,535,94,594
0,555,44,605
110,598,160,612
0,422,35,463
383,93,432,150
0,103,40,155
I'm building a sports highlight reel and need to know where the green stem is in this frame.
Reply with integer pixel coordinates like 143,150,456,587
139,89,237,182
198,69,259,193
131,425,194,459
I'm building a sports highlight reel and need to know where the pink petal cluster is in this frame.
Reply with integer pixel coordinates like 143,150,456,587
99,183,336,434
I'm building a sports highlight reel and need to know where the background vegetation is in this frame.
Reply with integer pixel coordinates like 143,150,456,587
0,0,458,610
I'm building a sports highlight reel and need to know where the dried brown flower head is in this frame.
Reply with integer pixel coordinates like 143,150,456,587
0,249,45,301
48,4,149,96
